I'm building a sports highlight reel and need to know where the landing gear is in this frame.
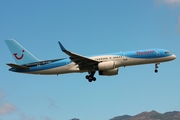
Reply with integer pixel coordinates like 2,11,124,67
86,71,96,82
154,63,159,73
154,69,158,73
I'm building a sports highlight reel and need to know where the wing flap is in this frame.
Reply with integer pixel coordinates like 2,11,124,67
6,63,29,69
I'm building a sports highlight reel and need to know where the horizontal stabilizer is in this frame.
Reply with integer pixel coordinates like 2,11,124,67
6,63,29,69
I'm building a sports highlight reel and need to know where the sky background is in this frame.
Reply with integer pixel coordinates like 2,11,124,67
0,0,180,120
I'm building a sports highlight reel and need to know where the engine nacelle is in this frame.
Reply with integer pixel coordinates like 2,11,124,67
99,68,119,76
98,61,115,71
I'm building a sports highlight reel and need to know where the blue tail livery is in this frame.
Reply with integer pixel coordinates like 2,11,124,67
5,39,176,82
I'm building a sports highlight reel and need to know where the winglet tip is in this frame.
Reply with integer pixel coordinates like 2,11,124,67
58,41,66,52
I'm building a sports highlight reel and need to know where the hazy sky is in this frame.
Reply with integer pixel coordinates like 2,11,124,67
1,0,180,120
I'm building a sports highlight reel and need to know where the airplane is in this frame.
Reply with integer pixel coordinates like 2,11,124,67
5,39,176,82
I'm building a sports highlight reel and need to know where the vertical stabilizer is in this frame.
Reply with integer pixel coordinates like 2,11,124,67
5,39,39,65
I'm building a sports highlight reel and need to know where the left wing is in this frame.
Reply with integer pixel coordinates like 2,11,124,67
58,42,99,66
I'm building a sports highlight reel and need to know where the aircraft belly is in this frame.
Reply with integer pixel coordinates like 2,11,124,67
29,64,84,75
28,68,60,75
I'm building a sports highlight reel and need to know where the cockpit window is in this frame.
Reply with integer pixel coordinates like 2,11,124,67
165,51,170,54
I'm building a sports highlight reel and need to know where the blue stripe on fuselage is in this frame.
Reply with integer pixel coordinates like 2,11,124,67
92,48,172,59
125,49,172,59
10,58,72,72
87,48,172,59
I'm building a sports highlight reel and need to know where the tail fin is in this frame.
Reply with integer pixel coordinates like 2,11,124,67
5,39,39,65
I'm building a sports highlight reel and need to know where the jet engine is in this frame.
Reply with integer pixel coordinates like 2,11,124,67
98,61,115,71
99,68,119,76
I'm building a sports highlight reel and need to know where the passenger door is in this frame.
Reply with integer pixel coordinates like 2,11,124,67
156,51,160,57
123,54,127,61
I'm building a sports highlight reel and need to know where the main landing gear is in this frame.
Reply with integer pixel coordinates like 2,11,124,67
154,63,159,73
86,71,96,82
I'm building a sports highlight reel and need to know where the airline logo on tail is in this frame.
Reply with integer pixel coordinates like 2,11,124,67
13,50,24,60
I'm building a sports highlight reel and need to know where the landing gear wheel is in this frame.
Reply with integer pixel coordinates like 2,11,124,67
86,76,96,82
92,77,96,81
154,63,159,73
88,78,93,82
86,75,89,79
86,71,96,82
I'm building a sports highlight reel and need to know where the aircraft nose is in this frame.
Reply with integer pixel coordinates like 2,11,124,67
172,54,176,60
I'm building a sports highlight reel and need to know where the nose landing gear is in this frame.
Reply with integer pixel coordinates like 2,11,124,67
86,71,96,82
154,63,159,73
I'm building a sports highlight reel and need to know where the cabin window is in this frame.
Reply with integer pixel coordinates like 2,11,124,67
165,51,170,54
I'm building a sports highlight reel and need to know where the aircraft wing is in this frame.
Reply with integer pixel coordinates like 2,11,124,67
6,63,29,69
58,42,99,66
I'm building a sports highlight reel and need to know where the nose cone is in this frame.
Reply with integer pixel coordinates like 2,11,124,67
171,54,176,60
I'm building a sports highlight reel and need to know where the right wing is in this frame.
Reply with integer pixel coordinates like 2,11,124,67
58,42,99,66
